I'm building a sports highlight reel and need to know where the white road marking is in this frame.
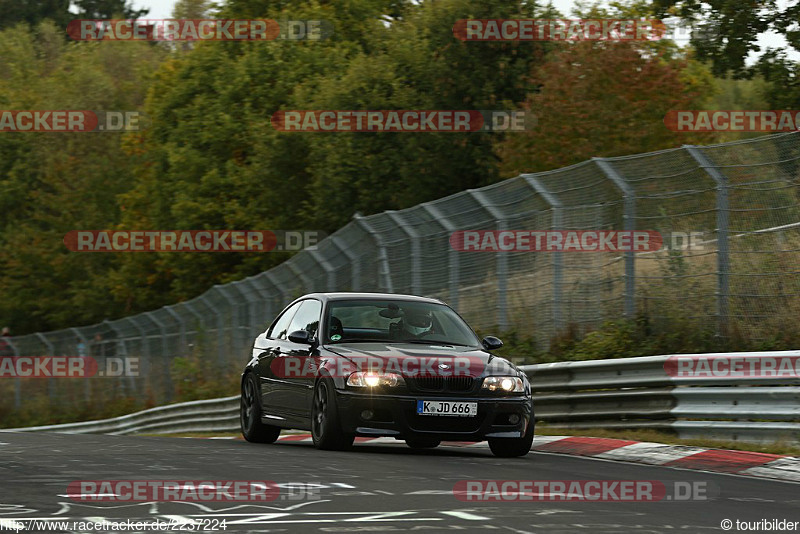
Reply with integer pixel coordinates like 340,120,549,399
593,441,708,465
441,511,490,520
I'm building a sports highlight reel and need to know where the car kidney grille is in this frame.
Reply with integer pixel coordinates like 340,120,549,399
448,376,473,392
411,376,474,393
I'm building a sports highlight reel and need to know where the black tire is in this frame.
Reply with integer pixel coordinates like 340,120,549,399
406,438,441,449
311,379,354,451
488,420,534,458
241,373,281,443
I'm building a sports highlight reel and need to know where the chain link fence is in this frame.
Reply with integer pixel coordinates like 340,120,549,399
2,131,800,418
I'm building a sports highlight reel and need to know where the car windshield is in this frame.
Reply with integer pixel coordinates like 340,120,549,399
325,299,481,347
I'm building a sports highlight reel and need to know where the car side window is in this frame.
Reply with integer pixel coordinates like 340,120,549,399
267,302,303,340
287,299,322,340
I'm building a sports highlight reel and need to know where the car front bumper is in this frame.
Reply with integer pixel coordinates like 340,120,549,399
334,389,533,442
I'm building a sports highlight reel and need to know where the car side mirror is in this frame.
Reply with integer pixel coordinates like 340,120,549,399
288,330,312,344
481,336,503,350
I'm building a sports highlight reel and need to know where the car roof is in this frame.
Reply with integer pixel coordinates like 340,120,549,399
296,292,445,305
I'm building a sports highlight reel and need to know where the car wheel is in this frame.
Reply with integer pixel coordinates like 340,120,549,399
311,379,355,450
488,420,534,458
405,438,441,449
241,373,281,443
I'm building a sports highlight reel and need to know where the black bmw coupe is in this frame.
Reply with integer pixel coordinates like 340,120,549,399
240,292,534,457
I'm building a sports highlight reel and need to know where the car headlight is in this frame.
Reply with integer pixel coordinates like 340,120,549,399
481,376,524,393
346,372,404,387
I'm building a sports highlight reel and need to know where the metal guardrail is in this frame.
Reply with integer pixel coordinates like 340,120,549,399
4,352,799,445
4,396,240,436
521,351,800,445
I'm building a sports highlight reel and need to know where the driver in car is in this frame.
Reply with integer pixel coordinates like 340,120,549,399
397,310,434,339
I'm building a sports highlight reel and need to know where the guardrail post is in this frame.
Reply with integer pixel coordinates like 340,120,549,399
421,202,460,311
467,189,508,330
685,146,730,337
595,158,637,318
522,175,564,331
331,235,361,291
385,211,422,295
354,214,394,293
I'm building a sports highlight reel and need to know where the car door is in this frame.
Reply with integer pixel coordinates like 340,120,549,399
274,299,322,420
257,301,303,416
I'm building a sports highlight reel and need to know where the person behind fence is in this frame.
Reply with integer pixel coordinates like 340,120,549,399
76,337,87,358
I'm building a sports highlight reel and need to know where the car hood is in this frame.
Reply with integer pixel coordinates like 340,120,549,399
324,342,517,378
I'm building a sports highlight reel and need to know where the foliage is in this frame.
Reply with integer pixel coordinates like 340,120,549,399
496,40,715,176
0,0,727,335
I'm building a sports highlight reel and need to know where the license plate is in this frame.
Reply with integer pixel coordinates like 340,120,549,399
417,400,477,417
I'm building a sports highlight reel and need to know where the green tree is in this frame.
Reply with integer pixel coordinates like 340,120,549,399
73,0,148,19
0,0,70,30
0,21,165,333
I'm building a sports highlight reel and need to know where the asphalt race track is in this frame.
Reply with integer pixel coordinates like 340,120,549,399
0,432,798,533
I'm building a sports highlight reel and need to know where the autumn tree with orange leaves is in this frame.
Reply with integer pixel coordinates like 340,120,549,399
496,41,716,176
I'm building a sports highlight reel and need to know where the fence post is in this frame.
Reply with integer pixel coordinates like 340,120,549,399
164,305,187,358
685,145,730,336
467,189,508,330
264,271,293,308
145,312,170,401
595,158,637,318
5,337,21,408
385,211,422,295
70,328,91,402
199,293,225,367
331,235,361,291
227,281,255,348
309,250,337,292
116,318,142,396
286,261,314,293
214,286,239,361
522,175,564,331
354,214,394,293
241,277,275,335
35,333,56,403
421,202,460,311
